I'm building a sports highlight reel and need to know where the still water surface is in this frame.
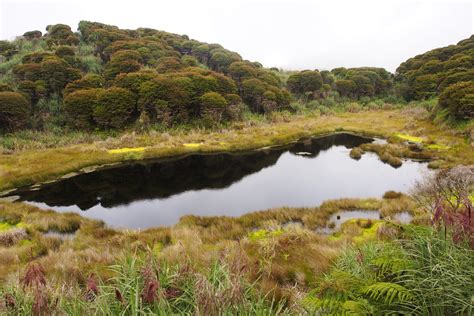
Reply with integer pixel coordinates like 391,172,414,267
8,134,430,228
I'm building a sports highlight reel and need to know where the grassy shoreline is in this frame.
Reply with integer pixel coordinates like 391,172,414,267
1,109,472,193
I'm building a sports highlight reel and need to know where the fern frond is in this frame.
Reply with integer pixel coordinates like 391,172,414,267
363,282,414,305
342,299,375,315
301,295,344,314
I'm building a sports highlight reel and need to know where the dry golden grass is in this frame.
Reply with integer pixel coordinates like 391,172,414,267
0,193,422,291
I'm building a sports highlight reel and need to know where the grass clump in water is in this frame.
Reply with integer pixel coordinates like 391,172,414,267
349,147,364,160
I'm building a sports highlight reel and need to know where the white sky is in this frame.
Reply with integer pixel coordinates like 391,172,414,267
0,0,473,72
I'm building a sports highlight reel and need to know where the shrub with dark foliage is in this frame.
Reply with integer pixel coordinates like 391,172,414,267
0,92,31,131
93,87,135,129
64,88,102,129
438,81,474,120
200,92,228,123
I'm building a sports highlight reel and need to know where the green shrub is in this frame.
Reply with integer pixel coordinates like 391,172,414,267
0,41,17,58
64,88,102,129
335,79,355,97
181,55,198,67
93,87,135,129
287,70,323,97
224,93,242,105
0,92,31,131
382,191,402,199
64,74,105,95
104,50,142,80
55,46,75,58
438,81,474,120
156,56,182,73
0,83,13,92
45,24,79,46
23,30,42,40
200,92,228,123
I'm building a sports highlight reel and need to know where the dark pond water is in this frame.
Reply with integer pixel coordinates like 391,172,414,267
4,133,430,229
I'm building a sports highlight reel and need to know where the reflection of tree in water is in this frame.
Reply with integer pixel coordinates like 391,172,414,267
288,133,372,158
10,133,372,210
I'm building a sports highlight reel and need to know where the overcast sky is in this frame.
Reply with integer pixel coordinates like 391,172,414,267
0,0,472,72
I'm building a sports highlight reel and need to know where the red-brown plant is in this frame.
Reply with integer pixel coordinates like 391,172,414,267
141,262,160,304
413,165,474,248
85,273,99,301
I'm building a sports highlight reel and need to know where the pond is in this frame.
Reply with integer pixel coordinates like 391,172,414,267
4,133,430,229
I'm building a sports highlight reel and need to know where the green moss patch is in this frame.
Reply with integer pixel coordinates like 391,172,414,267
248,228,284,241
394,133,423,143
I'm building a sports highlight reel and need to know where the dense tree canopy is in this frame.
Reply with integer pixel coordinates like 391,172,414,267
287,70,323,98
396,35,474,101
0,20,294,131
0,22,471,132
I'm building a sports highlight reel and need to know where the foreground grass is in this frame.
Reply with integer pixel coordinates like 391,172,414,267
1,192,471,314
1,108,472,193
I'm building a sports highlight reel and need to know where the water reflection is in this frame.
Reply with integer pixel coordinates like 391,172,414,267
4,133,429,228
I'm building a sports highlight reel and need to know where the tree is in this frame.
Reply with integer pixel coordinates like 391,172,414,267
438,81,474,120
287,70,323,97
104,50,142,80
64,74,105,95
40,58,81,94
93,87,135,129
335,80,356,97
200,92,228,123
438,69,474,92
0,92,31,131
139,76,192,123
64,88,102,129
45,24,79,46
23,30,42,40
241,78,267,112
55,46,75,58
156,57,183,73
228,61,258,86
208,49,241,73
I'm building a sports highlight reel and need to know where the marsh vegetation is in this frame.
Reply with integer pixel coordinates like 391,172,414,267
0,21,473,315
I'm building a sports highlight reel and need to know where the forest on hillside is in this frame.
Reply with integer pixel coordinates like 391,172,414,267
0,21,472,133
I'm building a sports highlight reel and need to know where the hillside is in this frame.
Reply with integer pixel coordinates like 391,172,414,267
1,22,472,135
396,35,474,119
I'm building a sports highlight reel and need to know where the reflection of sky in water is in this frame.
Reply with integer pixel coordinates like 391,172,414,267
28,146,430,229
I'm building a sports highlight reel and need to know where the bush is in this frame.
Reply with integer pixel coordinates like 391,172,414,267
345,102,363,113
104,50,142,80
0,41,16,58
335,79,355,97
23,30,42,40
287,70,323,97
438,81,474,120
64,74,105,95
93,87,135,129
64,89,102,129
383,191,402,199
224,93,242,105
55,46,75,58
200,92,228,123
0,92,31,131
